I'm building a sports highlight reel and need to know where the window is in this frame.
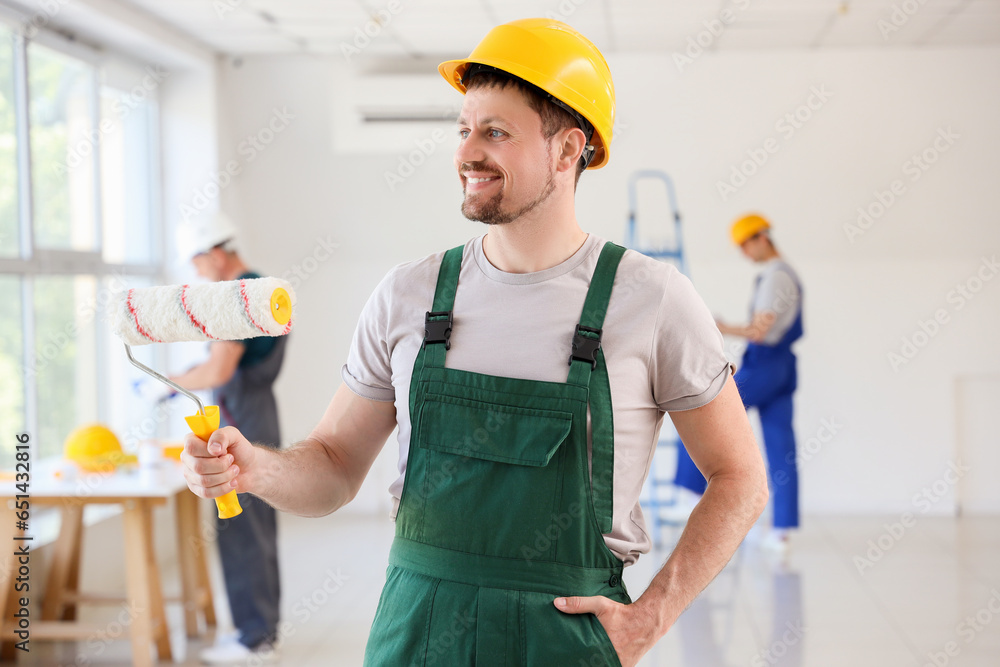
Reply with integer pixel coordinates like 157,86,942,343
29,41,98,252
0,276,24,436
32,275,99,453
100,81,156,265
0,18,161,462
0,24,17,258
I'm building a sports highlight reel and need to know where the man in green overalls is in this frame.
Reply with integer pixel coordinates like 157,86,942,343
181,18,769,666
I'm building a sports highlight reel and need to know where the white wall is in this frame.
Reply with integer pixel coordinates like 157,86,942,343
215,47,1000,516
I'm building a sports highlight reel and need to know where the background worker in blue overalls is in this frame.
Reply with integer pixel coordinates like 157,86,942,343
170,213,286,663
673,214,803,553
181,20,769,666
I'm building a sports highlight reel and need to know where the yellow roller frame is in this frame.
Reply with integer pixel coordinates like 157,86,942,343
185,405,242,519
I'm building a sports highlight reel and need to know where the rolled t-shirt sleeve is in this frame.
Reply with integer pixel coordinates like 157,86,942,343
341,268,397,402
650,269,732,412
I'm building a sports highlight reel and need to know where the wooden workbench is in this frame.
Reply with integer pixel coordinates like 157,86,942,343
0,461,216,666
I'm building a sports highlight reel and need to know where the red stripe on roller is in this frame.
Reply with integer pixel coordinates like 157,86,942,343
240,280,269,335
126,289,162,343
181,285,218,340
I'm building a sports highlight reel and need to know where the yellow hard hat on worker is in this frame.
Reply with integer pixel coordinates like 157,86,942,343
439,18,616,169
64,424,137,473
731,214,772,246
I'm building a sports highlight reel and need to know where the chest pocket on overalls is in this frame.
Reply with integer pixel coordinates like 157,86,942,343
406,386,580,561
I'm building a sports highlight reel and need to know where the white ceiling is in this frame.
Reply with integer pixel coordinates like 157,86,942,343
117,0,999,59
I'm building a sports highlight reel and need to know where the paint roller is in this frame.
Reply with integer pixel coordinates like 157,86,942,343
110,277,294,518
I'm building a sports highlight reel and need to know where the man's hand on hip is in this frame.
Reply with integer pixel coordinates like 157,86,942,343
554,594,665,667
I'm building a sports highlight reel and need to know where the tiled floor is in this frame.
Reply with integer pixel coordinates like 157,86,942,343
9,512,1000,666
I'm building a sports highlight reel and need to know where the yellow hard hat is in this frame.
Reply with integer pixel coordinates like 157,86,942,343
730,214,772,246
439,18,615,169
64,424,137,473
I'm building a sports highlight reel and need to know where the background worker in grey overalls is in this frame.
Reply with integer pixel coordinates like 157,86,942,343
675,214,803,553
180,19,768,666
172,213,285,663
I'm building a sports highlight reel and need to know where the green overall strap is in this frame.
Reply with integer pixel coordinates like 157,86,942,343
567,242,626,534
422,245,464,369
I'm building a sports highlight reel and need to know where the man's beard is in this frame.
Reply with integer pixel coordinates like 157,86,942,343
460,163,556,226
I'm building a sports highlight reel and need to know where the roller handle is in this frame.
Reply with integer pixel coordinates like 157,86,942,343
185,405,243,519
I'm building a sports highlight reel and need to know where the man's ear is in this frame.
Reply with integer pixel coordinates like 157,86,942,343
555,127,587,174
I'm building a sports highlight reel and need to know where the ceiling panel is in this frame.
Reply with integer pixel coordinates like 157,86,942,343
109,0,1000,58
390,13,497,57
249,0,370,22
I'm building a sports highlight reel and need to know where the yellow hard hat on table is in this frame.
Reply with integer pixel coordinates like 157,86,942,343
64,424,137,473
731,214,772,245
439,18,616,169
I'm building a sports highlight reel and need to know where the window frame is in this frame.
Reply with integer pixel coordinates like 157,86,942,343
0,10,164,463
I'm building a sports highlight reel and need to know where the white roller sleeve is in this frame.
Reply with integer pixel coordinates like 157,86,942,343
111,277,295,345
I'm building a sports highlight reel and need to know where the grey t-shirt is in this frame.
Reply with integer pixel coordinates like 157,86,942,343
342,233,730,563
751,259,802,345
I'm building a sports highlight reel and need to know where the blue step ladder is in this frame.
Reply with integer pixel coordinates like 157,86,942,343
625,170,687,548
625,172,744,660
626,169,686,274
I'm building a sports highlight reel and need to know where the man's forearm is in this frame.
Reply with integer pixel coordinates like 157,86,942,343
632,472,768,635
237,384,395,518
717,312,775,342
246,439,357,517
717,321,755,339
171,341,242,391
170,365,220,392
190,385,395,520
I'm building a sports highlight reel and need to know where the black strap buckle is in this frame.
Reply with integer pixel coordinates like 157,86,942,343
423,311,453,350
569,325,602,370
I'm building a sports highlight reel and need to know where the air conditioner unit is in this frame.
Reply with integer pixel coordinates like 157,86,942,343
332,61,462,155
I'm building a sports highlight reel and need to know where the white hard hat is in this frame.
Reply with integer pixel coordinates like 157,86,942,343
177,212,239,260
